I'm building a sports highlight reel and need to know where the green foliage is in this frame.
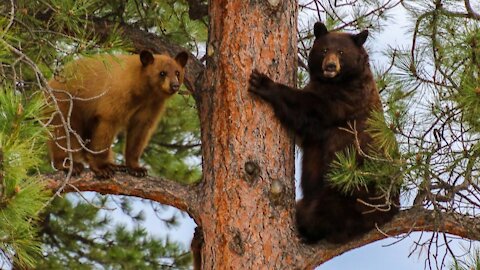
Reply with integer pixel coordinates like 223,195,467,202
367,110,400,159
10,0,480,268
452,25,480,132
144,94,201,184
7,0,206,180
318,1,480,227
38,195,191,270
327,77,406,196
328,146,366,193
10,0,206,63
450,249,480,270
0,87,50,268
328,141,403,196
1,0,206,268
456,77,480,132
377,0,480,264
139,0,208,47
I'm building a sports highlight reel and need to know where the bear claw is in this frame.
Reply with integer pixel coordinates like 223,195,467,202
62,162,84,176
92,163,117,179
115,165,128,172
248,69,272,96
127,166,148,177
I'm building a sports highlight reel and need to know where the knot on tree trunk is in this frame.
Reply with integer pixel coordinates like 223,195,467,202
228,228,245,255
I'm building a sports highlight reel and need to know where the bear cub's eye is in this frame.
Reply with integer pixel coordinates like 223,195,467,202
175,71,180,77
159,71,167,77
338,50,344,55
322,48,328,54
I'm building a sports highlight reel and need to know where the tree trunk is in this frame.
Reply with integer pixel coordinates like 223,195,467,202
197,0,299,268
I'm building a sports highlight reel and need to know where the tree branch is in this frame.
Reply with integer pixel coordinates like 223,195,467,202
45,172,202,220
91,19,205,97
31,7,206,96
465,0,480,20
301,208,480,268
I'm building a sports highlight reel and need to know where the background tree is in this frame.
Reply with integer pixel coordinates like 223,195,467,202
0,0,205,268
0,89,49,268
1,0,480,269
37,195,191,269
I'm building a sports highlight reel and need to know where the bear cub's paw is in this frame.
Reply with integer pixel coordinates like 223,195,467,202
248,69,274,97
61,162,84,176
127,166,148,177
114,164,128,173
91,163,118,179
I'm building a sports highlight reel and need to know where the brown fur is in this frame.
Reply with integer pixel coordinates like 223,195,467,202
249,22,399,243
191,226,203,270
47,51,188,178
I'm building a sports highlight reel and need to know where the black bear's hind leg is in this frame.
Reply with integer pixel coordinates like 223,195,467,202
191,226,204,270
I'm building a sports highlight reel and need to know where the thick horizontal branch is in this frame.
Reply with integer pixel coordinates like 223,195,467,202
45,172,202,219
302,207,480,269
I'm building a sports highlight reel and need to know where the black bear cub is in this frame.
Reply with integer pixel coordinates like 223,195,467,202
249,22,399,243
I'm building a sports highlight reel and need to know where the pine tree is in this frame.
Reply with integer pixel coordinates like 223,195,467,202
0,89,49,268
451,248,480,270
37,195,191,269
0,0,205,268
2,0,480,269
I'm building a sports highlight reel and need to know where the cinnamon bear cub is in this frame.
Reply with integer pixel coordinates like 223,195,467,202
249,22,399,243
48,51,188,178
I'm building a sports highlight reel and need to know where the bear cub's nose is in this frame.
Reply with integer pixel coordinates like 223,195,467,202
171,83,180,92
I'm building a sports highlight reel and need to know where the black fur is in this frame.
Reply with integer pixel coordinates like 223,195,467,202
249,22,399,243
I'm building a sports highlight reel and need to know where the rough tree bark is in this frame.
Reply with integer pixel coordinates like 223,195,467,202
195,0,299,268
45,0,480,269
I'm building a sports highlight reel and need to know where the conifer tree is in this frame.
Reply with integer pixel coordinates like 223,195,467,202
0,89,49,268
0,0,204,268
298,1,480,267
37,195,191,269
1,0,480,269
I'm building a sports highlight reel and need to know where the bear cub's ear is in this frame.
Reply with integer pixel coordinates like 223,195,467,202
314,22,329,38
140,50,155,66
352,30,369,47
175,51,189,68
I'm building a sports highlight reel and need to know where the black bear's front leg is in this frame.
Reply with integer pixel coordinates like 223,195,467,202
248,69,279,100
248,69,326,138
